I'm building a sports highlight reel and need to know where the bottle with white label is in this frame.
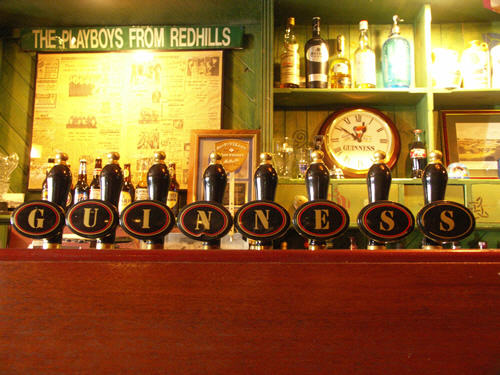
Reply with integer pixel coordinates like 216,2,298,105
118,163,134,213
305,17,329,88
354,20,376,88
135,170,149,200
280,17,300,88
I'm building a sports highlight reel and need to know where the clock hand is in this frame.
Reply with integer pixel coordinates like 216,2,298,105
335,126,357,140
353,123,367,142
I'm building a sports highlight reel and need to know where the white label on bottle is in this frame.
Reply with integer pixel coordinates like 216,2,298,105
89,188,100,200
167,191,178,209
354,51,376,86
333,62,349,75
119,191,132,213
410,148,426,158
280,50,300,85
135,187,149,201
307,73,328,82
306,45,329,62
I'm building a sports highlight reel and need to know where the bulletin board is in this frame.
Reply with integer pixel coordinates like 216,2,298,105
29,50,223,189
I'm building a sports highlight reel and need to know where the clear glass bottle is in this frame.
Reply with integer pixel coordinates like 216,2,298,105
382,15,411,88
280,17,300,88
329,34,352,88
135,170,149,200
409,129,427,178
461,40,491,89
305,17,329,88
354,20,376,88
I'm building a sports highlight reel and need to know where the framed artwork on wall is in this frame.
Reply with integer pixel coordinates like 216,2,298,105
441,110,500,178
188,129,260,205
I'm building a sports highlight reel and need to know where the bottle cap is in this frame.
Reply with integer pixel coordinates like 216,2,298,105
391,15,402,34
428,150,443,164
287,17,295,26
154,150,166,163
359,20,368,30
107,151,120,163
55,152,68,165
259,152,273,165
372,150,386,163
413,129,423,135
209,152,222,165
311,150,324,163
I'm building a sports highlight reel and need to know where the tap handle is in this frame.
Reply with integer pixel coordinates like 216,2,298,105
203,152,227,203
47,152,72,208
100,152,123,207
367,150,391,203
422,150,447,205
147,151,170,203
305,150,330,201
254,152,278,201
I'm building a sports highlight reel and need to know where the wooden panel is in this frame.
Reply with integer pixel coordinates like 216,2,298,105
1,249,500,374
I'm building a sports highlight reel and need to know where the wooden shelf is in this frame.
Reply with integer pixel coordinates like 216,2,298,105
273,88,427,108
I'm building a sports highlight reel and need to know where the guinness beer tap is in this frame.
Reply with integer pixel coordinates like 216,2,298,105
357,151,414,250
234,152,290,250
293,150,349,250
65,152,121,249
119,151,175,249
177,152,233,249
417,150,475,249
11,152,71,249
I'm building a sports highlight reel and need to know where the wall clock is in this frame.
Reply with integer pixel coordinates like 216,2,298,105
318,107,400,177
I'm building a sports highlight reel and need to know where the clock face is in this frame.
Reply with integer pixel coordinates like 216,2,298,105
320,108,400,177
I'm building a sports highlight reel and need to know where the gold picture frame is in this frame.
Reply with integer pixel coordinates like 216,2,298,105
188,129,260,203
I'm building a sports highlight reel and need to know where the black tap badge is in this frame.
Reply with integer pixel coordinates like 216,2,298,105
293,199,350,241
357,201,414,243
234,200,290,241
177,201,233,241
417,200,475,243
66,199,119,238
120,200,174,240
11,200,65,239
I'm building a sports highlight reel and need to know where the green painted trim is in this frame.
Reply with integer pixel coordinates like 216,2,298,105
262,0,273,152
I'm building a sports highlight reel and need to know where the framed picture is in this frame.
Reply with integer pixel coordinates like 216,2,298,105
188,129,260,204
441,110,500,178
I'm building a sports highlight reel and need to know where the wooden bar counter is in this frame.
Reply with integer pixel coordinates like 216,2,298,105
1,248,500,374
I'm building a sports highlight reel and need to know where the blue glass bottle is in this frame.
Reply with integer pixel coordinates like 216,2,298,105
382,15,411,88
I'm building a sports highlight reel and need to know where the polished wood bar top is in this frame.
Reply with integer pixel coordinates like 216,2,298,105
1,249,500,374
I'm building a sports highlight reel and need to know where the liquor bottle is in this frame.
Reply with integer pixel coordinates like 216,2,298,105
118,163,135,213
305,17,329,88
41,157,55,200
167,162,180,215
409,129,427,178
382,15,411,88
135,170,149,200
73,159,90,203
280,17,300,88
354,20,376,88
89,157,102,199
329,35,352,88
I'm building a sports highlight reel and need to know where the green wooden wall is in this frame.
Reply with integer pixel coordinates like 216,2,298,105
0,1,267,194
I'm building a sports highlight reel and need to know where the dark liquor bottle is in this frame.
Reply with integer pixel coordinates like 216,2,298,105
41,157,55,200
119,163,135,213
305,17,329,88
410,129,427,178
89,157,102,199
147,151,170,203
167,162,180,216
73,159,90,204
